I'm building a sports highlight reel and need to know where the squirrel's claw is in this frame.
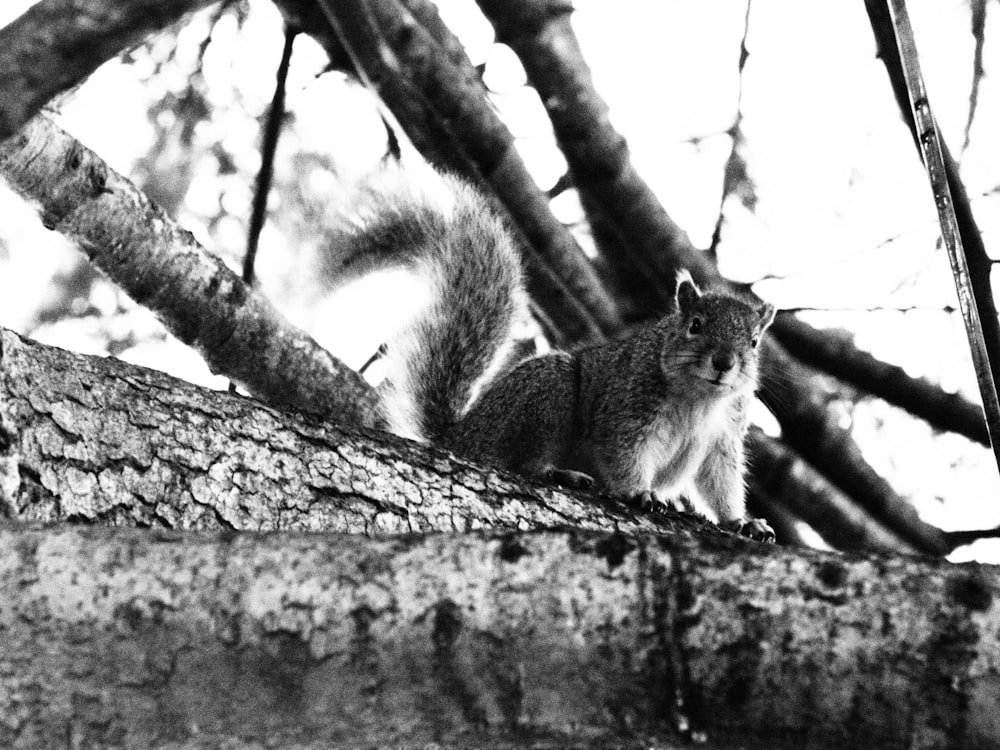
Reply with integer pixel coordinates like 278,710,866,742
542,467,594,491
724,517,775,543
628,490,668,512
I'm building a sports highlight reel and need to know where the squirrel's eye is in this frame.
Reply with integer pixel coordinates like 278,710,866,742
751,335,760,348
688,317,703,335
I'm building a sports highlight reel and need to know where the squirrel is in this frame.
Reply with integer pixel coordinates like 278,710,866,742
325,167,777,541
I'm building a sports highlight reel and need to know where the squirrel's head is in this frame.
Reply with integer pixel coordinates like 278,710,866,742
663,270,776,394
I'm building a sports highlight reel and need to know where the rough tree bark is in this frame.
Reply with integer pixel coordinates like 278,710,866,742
2,525,999,749
0,326,687,538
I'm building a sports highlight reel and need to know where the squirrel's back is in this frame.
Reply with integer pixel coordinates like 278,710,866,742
326,168,528,441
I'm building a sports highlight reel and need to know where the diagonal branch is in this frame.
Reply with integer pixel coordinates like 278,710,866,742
0,115,379,427
747,429,922,554
865,0,1000,415
879,0,1000,476
476,0,715,295
760,340,949,555
0,325,691,537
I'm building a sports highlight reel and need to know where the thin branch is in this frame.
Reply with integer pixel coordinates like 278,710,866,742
879,0,1000,477
709,0,756,262
243,24,297,287
0,114,380,427
865,0,1000,433
779,305,959,313
961,0,987,158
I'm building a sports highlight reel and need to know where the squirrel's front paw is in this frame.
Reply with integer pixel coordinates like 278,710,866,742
723,517,775,543
542,467,595,491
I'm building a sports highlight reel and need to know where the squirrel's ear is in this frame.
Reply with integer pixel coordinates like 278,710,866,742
675,269,701,313
757,302,777,331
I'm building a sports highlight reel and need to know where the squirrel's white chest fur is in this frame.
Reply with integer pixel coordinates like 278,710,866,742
637,396,729,499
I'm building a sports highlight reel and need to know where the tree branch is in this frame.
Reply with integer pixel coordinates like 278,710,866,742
747,429,921,554
865,0,1000,398
0,0,217,140
2,524,997,748
760,340,949,555
772,314,989,446
0,116,379,427
475,0,714,295
0,325,689,537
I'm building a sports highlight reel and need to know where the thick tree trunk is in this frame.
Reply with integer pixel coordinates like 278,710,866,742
2,525,998,749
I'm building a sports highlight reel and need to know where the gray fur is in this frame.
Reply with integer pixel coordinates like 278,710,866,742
328,170,526,441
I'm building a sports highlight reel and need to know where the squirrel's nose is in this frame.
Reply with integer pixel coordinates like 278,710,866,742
712,349,737,373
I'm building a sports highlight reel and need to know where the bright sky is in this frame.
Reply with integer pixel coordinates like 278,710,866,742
2,0,999,560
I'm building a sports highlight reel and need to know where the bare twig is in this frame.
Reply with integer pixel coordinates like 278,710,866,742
961,0,987,158
709,0,756,262
244,24,297,287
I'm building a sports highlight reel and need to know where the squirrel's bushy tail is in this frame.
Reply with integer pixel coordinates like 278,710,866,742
325,166,528,442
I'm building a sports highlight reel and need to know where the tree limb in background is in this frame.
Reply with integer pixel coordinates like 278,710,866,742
398,0,484,82
476,0,715,292
0,115,380,428
774,314,989,446
579,189,673,317
4,524,999,748
0,325,688,538
0,0,217,140
761,341,949,555
865,0,1000,403
748,429,921,554
315,0,623,342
